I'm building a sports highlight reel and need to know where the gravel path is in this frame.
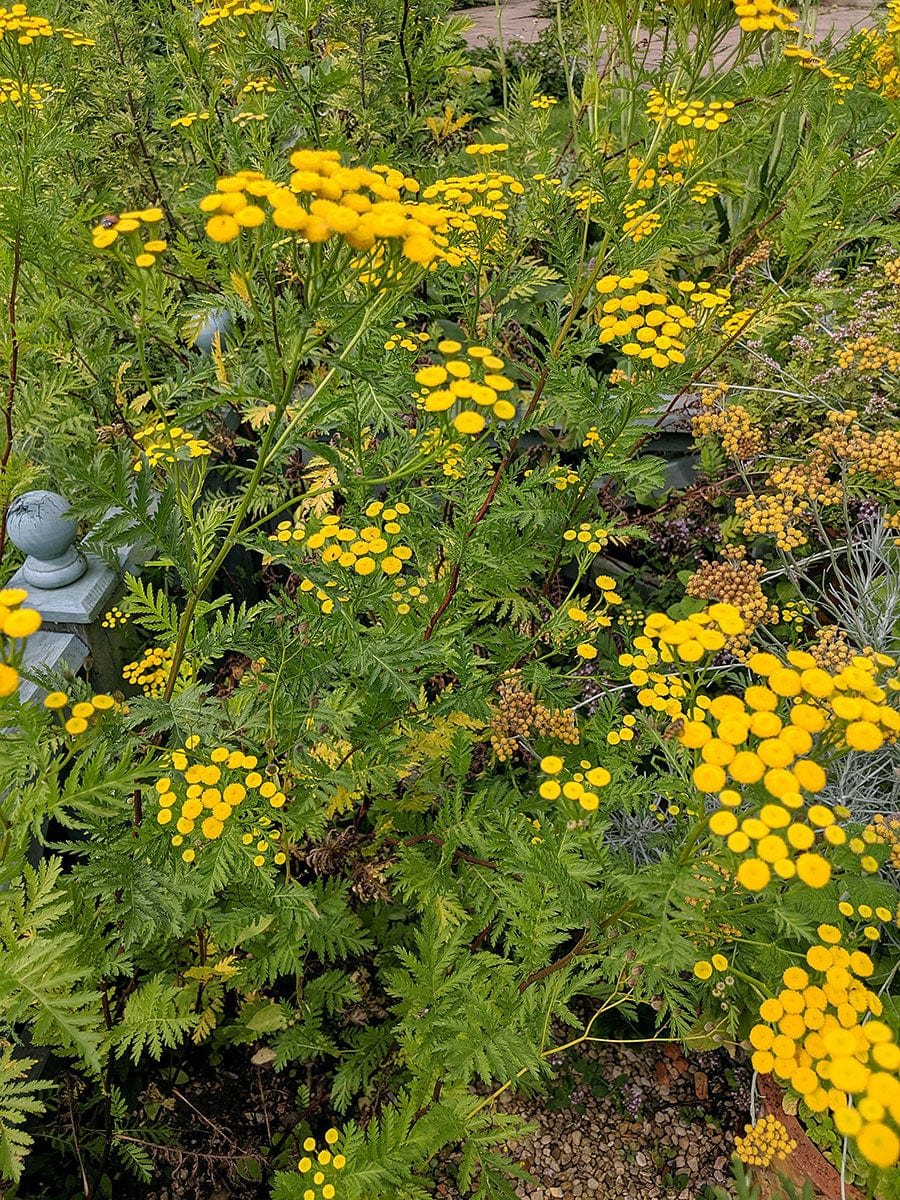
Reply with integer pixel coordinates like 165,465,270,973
441,1042,754,1199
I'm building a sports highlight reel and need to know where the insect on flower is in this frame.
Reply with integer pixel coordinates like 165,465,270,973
100,214,119,228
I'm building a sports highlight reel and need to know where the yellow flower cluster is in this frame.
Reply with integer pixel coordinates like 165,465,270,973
722,308,755,337
389,576,431,615
90,207,166,269
736,491,807,551
605,712,637,744
530,94,558,109
0,76,60,106
547,466,580,491
383,321,429,353
133,420,212,472
693,404,764,459
420,170,525,265
268,502,415,607
693,952,731,979
123,645,190,697
739,412,900,552
0,588,42,697
732,0,796,32
464,142,509,155
538,754,611,812
296,1127,345,1198
239,76,276,95
46,691,116,735
566,184,604,213
595,271,695,368
835,335,900,375
627,157,658,190
750,931,900,1169
686,545,778,656
562,523,610,552
197,0,274,27
682,648,900,891
646,89,735,130
0,3,94,45
413,340,517,436
156,740,287,866
838,897,896,935
201,151,449,269
622,200,660,242
582,427,604,448
784,44,854,98
101,606,128,629
734,1115,797,1167
615,606,743,726
690,180,719,204
852,17,900,100
567,583,623,650
171,110,210,127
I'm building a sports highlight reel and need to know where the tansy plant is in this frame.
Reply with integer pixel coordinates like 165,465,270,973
2,0,900,1193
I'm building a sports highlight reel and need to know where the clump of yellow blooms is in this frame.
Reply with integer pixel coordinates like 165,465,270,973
528,464,580,490
885,255,900,285
852,3,900,100
731,0,797,33
749,929,900,1169
197,0,274,28
783,44,854,98
171,110,210,128
200,151,451,270
490,670,580,761
594,271,696,368
538,754,611,812
835,335,900,376
679,647,900,891
615,605,745,727
737,414,900,552
296,1127,345,1198
838,896,897,932
686,545,779,656
622,200,661,243
156,738,287,866
646,89,735,130
90,207,166,266
383,321,429,353
133,420,212,472
0,76,60,107
123,646,193,696
267,502,415,611
869,814,900,870
0,2,94,45
565,184,604,213
412,339,518,436
734,1115,797,1167
693,404,765,459
45,692,117,736
101,606,128,629
420,169,525,265
690,180,720,204
0,588,42,697
530,94,558,109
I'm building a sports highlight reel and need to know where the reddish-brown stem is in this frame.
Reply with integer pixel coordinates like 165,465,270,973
423,375,552,640
519,927,591,994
